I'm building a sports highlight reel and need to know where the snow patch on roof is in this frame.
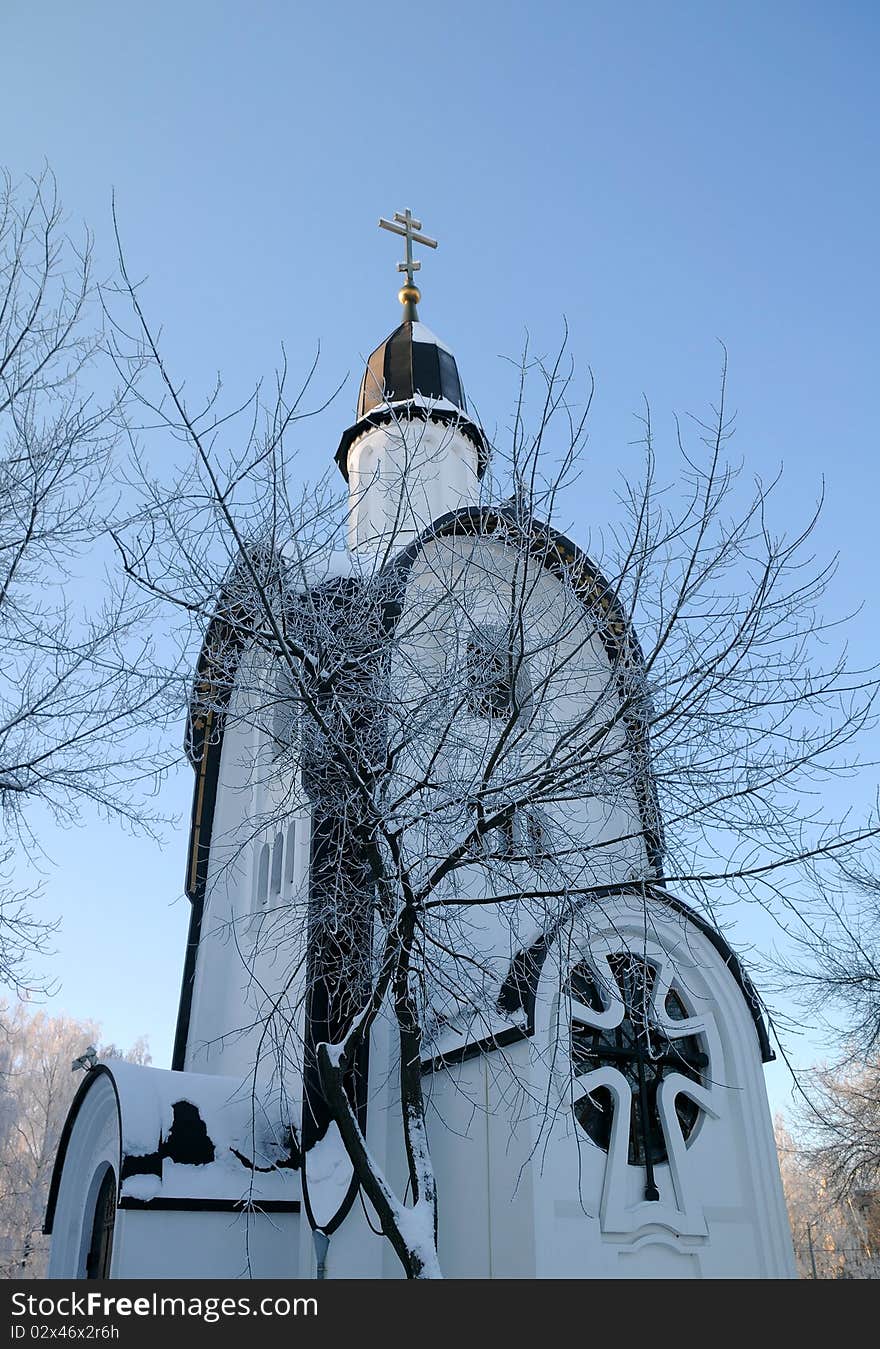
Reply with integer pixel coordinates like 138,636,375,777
103,1061,300,1207
367,394,468,420
121,1173,162,1203
410,322,454,354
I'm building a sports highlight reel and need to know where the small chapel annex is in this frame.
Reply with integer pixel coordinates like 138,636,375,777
45,212,796,1281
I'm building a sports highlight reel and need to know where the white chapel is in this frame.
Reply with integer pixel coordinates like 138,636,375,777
45,212,796,1280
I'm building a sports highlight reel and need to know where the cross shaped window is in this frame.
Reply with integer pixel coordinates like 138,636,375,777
568,953,708,1200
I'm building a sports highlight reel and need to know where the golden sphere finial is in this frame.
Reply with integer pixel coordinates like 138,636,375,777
398,282,421,308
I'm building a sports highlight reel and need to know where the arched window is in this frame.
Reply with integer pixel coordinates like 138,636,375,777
523,809,552,863
273,662,298,758
285,821,297,887
270,832,284,897
255,843,270,910
466,625,531,719
84,1166,116,1279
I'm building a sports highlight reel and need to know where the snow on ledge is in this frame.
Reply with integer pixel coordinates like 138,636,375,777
98,1060,300,1207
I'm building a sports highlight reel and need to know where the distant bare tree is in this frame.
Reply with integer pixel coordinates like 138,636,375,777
0,168,173,1000
0,999,149,1279
777,855,880,1063
106,226,880,1276
795,1055,880,1200
776,1112,880,1278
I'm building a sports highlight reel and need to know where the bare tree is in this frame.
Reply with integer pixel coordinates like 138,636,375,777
777,855,880,1060
792,1053,880,1201
0,999,149,1279
767,852,880,1205
0,169,173,999
776,1112,880,1278
107,233,880,1276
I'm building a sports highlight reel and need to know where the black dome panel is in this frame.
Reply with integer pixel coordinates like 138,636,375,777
357,321,466,418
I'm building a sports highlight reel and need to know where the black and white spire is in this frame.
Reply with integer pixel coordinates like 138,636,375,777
335,209,488,486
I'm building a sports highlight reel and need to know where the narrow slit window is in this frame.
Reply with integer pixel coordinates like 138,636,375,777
524,809,552,862
270,832,284,896
491,818,518,858
255,843,270,911
272,662,298,758
285,821,297,887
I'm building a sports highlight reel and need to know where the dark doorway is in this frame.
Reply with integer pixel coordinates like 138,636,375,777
85,1167,116,1279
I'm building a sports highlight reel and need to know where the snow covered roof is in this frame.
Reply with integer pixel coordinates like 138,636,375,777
363,392,466,421
408,321,454,354
46,1061,300,1227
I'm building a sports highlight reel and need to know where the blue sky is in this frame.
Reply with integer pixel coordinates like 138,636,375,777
3,1,879,1113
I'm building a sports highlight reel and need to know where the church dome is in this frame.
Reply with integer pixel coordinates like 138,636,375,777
336,319,489,480
357,320,467,419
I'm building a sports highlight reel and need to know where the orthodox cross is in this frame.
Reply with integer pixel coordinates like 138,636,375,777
378,208,438,320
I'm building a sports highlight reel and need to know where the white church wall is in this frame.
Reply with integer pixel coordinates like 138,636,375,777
346,417,479,556
111,1209,300,1280
187,517,655,1169
424,1044,538,1279
185,675,259,1077
387,534,652,1049
414,895,795,1279
531,898,793,1277
392,535,651,887
186,653,309,1094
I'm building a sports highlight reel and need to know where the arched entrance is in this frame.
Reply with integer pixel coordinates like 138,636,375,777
84,1166,116,1279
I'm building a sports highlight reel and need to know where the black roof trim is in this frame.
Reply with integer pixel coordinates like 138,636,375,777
492,885,775,1064
335,404,490,482
44,1065,122,1235
175,569,256,1068
422,1025,530,1075
659,887,775,1062
386,506,665,877
118,1197,300,1214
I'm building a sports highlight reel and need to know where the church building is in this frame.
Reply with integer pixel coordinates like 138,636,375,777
45,212,796,1280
